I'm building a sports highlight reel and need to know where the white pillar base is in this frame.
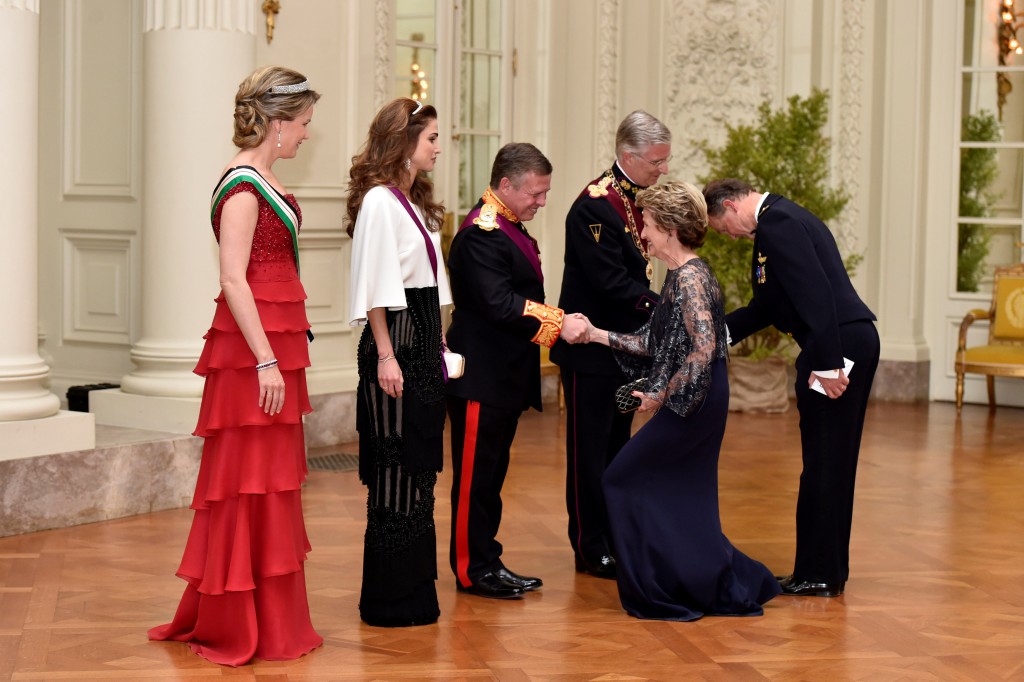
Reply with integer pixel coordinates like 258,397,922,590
0,386,60,422
90,388,200,435
0,411,95,462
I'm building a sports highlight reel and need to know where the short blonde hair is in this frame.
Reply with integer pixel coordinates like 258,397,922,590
636,181,708,249
233,66,321,149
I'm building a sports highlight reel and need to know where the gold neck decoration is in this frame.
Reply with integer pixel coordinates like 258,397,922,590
605,170,652,282
482,187,520,224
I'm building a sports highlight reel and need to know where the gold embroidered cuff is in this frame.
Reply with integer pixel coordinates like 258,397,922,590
523,300,564,348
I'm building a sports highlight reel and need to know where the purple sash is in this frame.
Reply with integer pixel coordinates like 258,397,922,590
386,186,448,382
460,205,544,283
387,186,438,278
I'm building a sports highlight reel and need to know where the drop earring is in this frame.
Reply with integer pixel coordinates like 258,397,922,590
404,158,412,171
277,129,282,148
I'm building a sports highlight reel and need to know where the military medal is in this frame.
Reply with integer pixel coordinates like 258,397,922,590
756,252,767,284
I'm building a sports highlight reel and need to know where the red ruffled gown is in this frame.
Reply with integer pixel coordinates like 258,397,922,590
148,181,323,666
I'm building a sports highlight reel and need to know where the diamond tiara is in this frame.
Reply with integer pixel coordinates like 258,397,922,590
268,80,309,95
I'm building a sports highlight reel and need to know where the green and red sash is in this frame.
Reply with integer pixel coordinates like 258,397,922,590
211,165,301,271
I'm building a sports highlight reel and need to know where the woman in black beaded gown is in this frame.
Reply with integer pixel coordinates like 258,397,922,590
346,98,449,626
579,181,781,621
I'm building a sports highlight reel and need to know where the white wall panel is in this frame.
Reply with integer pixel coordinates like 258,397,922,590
255,0,351,199
299,235,351,336
61,231,135,345
38,1,143,405
62,0,138,197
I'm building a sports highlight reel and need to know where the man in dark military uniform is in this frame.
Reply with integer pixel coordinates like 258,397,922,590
446,142,587,599
704,178,879,597
550,111,671,578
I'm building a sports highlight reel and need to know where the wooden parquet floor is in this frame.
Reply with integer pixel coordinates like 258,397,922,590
2,401,1023,681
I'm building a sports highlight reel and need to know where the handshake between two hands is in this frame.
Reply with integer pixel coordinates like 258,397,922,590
561,312,593,344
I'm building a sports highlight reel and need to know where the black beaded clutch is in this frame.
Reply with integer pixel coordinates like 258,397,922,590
614,377,647,413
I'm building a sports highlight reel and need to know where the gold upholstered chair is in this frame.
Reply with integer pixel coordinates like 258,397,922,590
955,262,1024,415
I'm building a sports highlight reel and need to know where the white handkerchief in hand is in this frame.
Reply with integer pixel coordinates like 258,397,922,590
811,357,854,395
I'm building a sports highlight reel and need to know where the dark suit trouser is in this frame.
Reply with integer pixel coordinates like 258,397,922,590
447,396,521,587
561,368,635,561
792,320,880,584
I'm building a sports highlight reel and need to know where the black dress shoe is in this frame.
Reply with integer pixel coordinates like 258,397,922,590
575,554,617,579
778,576,845,597
456,571,525,599
495,566,543,591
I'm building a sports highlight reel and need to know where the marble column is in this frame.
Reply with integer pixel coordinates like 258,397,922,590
870,0,931,401
92,0,257,432
0,0,59,422
0,0,94,460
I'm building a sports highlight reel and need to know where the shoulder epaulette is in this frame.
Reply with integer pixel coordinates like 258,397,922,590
473,203,499,231
587,176,612,198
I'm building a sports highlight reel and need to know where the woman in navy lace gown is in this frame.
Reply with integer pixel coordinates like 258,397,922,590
579,181,780,621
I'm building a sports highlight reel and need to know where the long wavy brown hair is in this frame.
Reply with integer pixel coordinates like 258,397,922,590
345,98,444,237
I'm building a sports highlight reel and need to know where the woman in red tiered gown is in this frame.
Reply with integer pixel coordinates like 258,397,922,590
148,66,323,666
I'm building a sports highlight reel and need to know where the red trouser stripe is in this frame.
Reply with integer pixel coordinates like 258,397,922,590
455,400,481,587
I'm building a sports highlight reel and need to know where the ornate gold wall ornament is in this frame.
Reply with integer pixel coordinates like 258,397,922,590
262,0,280,45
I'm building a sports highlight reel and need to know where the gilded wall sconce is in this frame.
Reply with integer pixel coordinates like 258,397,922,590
262,0,280,45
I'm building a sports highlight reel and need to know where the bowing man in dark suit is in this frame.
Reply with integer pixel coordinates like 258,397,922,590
704,178,879,597
446,143,588,599
550,111,668,579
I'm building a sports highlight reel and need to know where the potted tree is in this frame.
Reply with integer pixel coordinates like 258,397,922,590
957,110,1000,292
697,88,860,412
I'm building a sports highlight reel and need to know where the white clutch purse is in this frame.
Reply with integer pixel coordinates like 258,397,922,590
443,350,465,379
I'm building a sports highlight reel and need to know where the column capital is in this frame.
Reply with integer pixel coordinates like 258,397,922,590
143,0,256,35
0,1,40,13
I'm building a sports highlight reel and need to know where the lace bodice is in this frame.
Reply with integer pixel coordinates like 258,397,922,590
608,258,728,417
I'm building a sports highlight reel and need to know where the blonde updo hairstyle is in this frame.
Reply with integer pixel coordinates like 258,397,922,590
635,181,709,249
233,66,321,149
